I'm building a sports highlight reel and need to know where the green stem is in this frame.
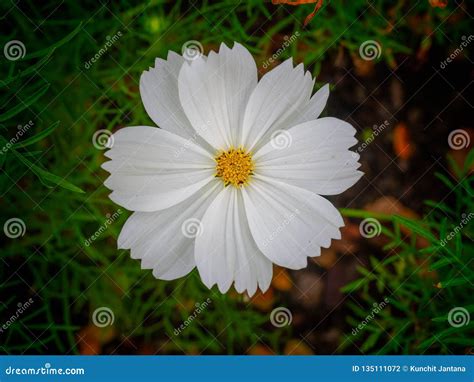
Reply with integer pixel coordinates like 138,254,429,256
340,208,395,222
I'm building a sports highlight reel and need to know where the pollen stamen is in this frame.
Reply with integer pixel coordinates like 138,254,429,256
215,148,254,187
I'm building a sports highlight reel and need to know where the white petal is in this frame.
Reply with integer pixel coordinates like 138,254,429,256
195,186,272,295
140,52,212,149
118,181,221,280
178,42,257,149
242,176,344,269
240,58,314,151
102,126,215,212
291,83,330,125
254,117,363,195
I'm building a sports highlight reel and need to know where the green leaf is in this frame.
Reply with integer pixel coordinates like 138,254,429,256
13,121,60,148
392,215,437,241
0,82,50,122
361,330,382,352
12,149,84,193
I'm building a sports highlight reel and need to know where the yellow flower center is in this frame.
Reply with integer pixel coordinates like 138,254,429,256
215,148,254,187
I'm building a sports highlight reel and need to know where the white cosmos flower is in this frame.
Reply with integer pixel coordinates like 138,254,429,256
102,42,362,296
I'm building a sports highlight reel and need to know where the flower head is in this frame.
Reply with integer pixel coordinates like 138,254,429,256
102,42,362,296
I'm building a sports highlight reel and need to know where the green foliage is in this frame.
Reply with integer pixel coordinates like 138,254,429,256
341,152,474,354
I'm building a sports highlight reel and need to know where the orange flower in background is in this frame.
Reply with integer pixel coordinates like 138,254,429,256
429,0,448,8
272,0,324,26
393,122,414,161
